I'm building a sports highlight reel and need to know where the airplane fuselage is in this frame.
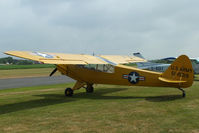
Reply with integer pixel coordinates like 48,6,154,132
57,64,192,89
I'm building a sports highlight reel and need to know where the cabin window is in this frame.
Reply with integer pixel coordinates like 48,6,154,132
78,64,114,73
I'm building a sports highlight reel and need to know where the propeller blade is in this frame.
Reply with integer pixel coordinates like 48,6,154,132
50,68,57,77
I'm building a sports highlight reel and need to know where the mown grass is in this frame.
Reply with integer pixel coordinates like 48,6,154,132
0,68,61,79
0,81,199,133
195,74,199,81
0,64,54,70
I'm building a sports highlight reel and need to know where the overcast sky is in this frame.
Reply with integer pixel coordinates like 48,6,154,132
0,0,199,59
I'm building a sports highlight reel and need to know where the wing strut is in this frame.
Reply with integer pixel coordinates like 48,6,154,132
50,68,57,77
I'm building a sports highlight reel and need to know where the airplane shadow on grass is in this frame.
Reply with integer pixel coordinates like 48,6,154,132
0,87,183,115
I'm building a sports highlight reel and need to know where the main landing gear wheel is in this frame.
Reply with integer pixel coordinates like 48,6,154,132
65,88,73,96
178,88,186,98
86,85,94,93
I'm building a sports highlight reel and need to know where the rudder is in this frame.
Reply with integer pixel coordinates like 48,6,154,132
159,55,194,88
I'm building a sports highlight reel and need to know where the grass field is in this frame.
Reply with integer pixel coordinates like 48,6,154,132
0,68,61,79
0,81,199,133
195,74,199,81
0,64,54,70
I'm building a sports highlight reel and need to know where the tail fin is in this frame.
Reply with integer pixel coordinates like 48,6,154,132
133,52,148,68
133,52,145,59
159,55,194,88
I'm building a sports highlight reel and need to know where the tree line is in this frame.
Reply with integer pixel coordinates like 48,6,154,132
0,57,37,65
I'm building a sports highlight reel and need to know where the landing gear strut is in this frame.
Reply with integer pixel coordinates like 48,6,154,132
65,88,73,96
64,82,94,96
178,88,186,97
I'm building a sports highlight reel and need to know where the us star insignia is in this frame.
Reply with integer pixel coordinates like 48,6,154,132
123,72,145,84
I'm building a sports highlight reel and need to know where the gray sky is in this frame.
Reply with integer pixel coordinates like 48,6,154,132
0,0,199,59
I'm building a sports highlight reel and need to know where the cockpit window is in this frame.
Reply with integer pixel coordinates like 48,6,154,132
78,64,114,73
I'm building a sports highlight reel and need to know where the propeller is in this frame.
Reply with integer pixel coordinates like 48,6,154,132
50,68,58,77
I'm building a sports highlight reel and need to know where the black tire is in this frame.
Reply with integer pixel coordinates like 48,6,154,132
182,92,186,98
86,86,94,93
65,88,73,96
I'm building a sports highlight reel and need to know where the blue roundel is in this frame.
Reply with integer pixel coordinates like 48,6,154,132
128,72,139,84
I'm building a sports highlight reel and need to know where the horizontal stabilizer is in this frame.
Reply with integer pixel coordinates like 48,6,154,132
158,77,186,83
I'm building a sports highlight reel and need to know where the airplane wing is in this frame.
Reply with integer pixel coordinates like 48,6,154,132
4,51,146,65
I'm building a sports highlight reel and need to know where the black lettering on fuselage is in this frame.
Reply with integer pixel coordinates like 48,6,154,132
177,72,189,78
171,65,178,71
179,67,192,73
171,71,176,76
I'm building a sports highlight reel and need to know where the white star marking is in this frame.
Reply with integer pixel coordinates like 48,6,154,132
129,73,138,82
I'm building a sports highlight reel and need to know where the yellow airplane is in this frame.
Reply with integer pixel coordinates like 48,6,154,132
4,51,194,97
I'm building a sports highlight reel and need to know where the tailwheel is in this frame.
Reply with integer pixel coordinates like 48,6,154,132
65,88,73,96
178,88,186,98
86,84,94,93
